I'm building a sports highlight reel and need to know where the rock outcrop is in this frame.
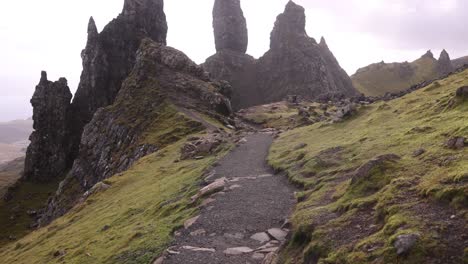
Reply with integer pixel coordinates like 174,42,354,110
69,0,168,159
22,0,168,184
436,49,454,76
40,39,232,224
23,72,72,183
204,0,256,110
255,1,358,103
205,0,357,109
213,0,248,53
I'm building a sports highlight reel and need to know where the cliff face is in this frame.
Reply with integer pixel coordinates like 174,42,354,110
204,0,256,110
23,72,72,183
40,39,232,224
205,0,357,109
22,0,168,185
69,0,168,159
255,1,358,103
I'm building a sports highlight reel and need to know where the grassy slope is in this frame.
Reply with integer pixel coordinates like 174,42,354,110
352,57,437,97
0,135,229,264
270,70,468,263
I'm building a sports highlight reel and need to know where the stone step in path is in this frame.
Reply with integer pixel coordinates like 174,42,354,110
160,133,296,264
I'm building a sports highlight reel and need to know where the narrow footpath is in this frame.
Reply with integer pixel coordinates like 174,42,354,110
162,133,296,264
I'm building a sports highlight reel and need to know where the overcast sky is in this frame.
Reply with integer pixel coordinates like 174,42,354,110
1,0,467,122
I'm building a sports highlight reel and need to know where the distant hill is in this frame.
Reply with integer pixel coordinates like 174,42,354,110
0,157,24,197
352,50,465,96
0,119,32,144
0,119,31,165
452,55,468,69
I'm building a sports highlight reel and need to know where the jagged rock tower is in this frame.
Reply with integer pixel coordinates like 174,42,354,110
437,49,454,76
204,0,257,110
23,72,72,182
255,1,358,102
23,0,168,183
204,0,357,109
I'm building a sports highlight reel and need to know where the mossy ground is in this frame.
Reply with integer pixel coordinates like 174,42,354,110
270,70,468,263
0,136,230,264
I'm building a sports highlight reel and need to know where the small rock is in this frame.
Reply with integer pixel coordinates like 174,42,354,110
101,225,111,231
192,178,227,202
153,256,165,264
450,215,456,219
394,233,420,255
200,198,216,207
190,229,206,236
229,184,242,190
252,252,265,260
445,137,466,150
250,232,271,243
223,247,254,255
257,247,279,254
182,246,216,253
184,215,200,229
262,252,278,264
166,249,180,255
53,250,66,257
455,86,468,100
294,143,307,150
267,228,288,241
412,148,426,157
224,232,245,240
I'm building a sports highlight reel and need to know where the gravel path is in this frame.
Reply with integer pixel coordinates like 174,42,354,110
163,133,296,264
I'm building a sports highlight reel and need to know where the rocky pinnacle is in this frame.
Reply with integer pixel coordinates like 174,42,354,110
23,72,72,183
437,49,454,76
213,0,248,53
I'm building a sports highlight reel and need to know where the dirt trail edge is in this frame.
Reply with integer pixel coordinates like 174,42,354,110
163,133,296,264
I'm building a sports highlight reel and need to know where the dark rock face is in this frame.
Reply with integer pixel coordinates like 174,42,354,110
255,1,358,104
70,0,168,158
40,39,232,224
204,51,257,109
456,86,468,100
23,0,167,184
205,0,357,109
437,49,454,76
213,0,248,53
23,72,72,183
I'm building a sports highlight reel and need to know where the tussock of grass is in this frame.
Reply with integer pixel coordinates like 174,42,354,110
271,70,468,263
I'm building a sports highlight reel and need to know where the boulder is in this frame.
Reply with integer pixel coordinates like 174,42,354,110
351,154,400,184
394,233,420,255
456,86,468,100
445,137,466,150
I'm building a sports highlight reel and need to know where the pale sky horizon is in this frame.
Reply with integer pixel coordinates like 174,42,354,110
1,0,467,122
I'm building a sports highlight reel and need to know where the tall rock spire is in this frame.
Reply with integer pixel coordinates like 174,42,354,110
256,0,358,103
23,72,72,183
270,1,310,49
213,0,248,53
437,49,454,76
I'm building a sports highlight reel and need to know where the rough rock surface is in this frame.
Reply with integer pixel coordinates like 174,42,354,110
23,72,72,183
456,86,468,100
22,0,168,185
40,39,232,224
394,233,420,255
213,0,248,53
203,51,257,110
205,0,357,110
254,1,357,104
69,0,168,159
437,49,454,76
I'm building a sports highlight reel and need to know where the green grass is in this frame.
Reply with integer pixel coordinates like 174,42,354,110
0,138,230,264
271,69,468,263
352,56,438,96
